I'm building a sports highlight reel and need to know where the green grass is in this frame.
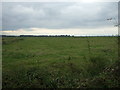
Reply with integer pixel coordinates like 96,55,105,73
2,36,119,88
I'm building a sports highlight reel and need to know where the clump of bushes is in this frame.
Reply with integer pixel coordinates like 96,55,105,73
86,57,120,88
87,56,109,77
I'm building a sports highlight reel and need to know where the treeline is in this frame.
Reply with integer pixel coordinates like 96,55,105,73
1,35,119,37
1,35,71,37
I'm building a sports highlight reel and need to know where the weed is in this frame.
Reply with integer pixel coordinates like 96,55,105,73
2,37,118,88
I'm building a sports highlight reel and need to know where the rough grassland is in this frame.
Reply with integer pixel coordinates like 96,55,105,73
2,37,119,88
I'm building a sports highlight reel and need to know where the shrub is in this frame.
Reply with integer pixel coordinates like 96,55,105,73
87,56,110,77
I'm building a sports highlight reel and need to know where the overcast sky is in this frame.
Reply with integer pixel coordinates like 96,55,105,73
2,2,118,36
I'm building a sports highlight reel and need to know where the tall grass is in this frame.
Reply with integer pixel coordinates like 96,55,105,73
2,36,119,88
86,36,91,58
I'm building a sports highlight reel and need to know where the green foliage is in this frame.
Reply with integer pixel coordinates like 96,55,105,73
87,56,110,77
2,37,119,88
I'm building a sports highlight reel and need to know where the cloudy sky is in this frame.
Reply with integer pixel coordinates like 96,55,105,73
2,2,118,36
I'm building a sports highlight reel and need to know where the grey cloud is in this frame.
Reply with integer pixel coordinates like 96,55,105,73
2,2,118,30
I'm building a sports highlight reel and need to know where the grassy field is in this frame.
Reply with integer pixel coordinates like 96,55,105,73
2,36,120,88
